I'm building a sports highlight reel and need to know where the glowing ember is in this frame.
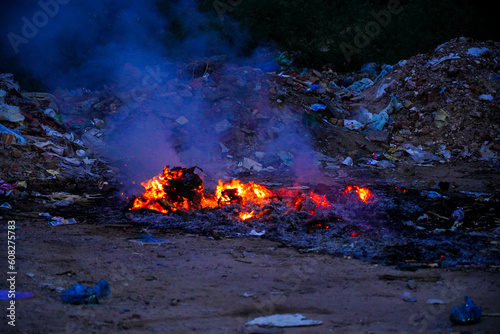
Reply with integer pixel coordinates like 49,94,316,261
344,185,374,203
292,191,333,214
239,211,255,220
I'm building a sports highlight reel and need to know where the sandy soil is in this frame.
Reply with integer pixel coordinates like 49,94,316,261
1,214,499,334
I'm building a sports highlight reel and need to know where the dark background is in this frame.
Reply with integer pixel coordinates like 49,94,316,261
0,0,497,91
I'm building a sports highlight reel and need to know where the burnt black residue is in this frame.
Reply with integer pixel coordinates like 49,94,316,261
125,184,499,270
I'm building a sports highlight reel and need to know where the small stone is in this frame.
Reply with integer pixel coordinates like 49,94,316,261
406,280,417,290
404,100,414,108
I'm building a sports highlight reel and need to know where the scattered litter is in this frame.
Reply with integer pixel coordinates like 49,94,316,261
373,64,393,83
428,52,460,66
402,291,417,303
0,180,15,195
450,297,482,324
249,229,266,236
404,144,441,163
127,233,168,245
467,47,490,57
375,80,394,98
426,299,445,304
61,279,110,305
420,191,445,199
479,94,493,101
0,102,24,122
310,103,326,111
242,292,254,298
0,124,27,144
346,78,373,94
49,217,77,226
434,109,448,128
243,158,263,172
459,191,491,197
246,313,322,327
344,119,363,130
452,208,465,222
0,203,12,209
342,157,354,166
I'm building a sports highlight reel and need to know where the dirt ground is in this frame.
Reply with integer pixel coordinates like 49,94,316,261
1,162,499,334
1,221,499,334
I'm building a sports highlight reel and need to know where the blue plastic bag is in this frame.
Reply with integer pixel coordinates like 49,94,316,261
450,296,482,324
61,279,110,304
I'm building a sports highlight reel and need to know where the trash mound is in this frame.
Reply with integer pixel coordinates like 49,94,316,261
0,73,113,196
270,37,499,166
358,37,499,161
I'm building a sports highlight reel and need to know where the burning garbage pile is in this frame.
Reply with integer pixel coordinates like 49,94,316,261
129,165,373,221
126,165,499,270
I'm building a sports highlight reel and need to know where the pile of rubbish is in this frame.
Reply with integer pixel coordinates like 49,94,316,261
271,37,499,165
1,37,498,200
0,74,113,205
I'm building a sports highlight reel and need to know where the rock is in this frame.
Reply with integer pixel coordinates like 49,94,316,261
404,100,414,109
397,162,415,176
366,130,391,143
406,280,417,290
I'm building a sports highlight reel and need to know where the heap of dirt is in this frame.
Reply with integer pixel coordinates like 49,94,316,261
357,37,500,159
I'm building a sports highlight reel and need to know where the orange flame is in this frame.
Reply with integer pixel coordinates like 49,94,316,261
239,211,255,220
131,166,373,221
344,185,373,203
215,179,273,207
292,191,333,214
